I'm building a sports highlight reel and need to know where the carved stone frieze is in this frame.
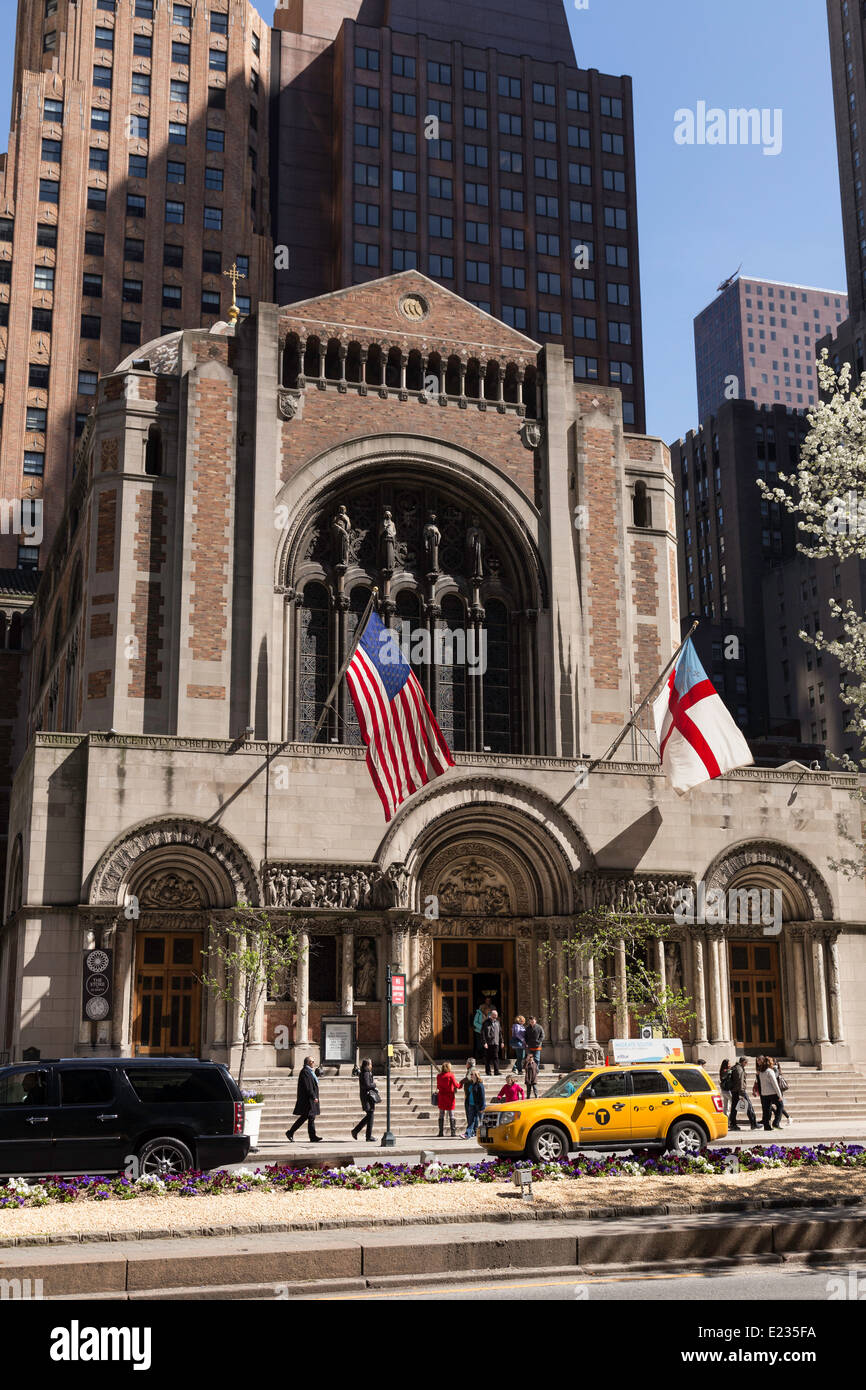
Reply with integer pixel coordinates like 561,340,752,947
264,863,385,910
574,872,695,917
422,841,531,916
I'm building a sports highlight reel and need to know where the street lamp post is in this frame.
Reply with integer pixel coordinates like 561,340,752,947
382,965,396,1147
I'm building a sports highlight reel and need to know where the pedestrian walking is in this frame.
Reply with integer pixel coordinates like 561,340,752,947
463,1071,486,1138
458,1057,476,1129
472,1002,488,1061
510,1015,526,1073
727,1054,758,1130
772,1057,792,1125
496,1076,525,1103
758,1056,784,1130
524,1050,539,1099
285,1056,322,1143
481,1008,502,1076
436,1062,460,1137
719,1058,732,1117
524,1016,544,1070
350,1058,379,1142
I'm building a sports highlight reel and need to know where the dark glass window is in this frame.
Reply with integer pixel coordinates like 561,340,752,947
587,1070,627,1098
124,1068,229,1103
669,1068,713,1094
308,935,337,1000
630,1070,672,1095
59,1069,115,1104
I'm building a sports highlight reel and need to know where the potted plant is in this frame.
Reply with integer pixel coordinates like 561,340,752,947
241,1090,265,1151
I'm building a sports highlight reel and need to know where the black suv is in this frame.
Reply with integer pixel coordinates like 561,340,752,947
0,1058,250,1178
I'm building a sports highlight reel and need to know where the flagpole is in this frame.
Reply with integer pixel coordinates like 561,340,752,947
556,619,699,808
310,587,379,744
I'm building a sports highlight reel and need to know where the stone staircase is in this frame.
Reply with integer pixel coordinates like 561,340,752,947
241,1061,866,1145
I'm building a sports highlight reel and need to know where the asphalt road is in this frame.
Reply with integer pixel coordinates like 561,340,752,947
313,1262,864,1301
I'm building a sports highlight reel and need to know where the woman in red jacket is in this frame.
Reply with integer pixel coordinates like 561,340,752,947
437,1062,460,1137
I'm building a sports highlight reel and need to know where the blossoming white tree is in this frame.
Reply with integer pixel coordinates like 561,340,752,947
758,351,866,872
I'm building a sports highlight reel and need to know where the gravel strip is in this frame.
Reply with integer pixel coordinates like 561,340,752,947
0,1168,863,1245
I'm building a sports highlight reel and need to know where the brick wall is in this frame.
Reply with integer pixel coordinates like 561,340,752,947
94,489,118,574
188,375,233,675
583,424,623,694
128,488,166,701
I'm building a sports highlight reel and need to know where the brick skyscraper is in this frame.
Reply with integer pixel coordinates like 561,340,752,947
694,275,846,422
0,0,273,570
272,0,646,430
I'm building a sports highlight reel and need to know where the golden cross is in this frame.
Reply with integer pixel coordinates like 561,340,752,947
223,261,247,321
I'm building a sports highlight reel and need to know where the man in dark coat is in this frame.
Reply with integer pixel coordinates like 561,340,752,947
481,1009,502,1076
286,1056,322,1142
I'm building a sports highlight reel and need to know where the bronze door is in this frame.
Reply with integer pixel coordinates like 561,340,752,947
433,939,515,1057
133,933,203,1056
729,940,782,1051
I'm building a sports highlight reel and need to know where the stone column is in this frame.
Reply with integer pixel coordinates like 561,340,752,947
390,920,409,1052
360,347,368,387
692,932,708,1045
338,342,348,388
615,937,628,1037
584,950,598,1046
112,920,133,1052
399,351,407,393
707,931,723,1044
497,362,505,406
552,927,568,1045
408,926,421,1048
825,931,844,1043
656,937,667,994
458,359,467,400
317,341,326,383
341,925,355,1015
811,932,831,1044
790,929,810,1044
295,926,310,1046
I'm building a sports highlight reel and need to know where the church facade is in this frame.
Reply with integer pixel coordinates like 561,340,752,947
1,273,864,1073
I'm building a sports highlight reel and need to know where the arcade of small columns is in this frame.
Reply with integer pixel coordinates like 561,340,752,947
278,916,847,1063
73,911,846,1062
279,327,542,416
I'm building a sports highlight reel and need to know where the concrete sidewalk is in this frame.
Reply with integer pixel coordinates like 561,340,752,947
241,1120,866,1171
7,1202,866,1300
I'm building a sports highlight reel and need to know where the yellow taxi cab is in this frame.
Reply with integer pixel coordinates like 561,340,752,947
477,1061,727,1161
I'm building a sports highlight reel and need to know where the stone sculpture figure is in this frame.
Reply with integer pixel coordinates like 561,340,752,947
466,515,484,580
379,509,397,571
354,937,377,999
423,511,441,573
331,504,351,567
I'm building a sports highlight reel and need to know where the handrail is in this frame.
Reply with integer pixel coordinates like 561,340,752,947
414,1042,436,1101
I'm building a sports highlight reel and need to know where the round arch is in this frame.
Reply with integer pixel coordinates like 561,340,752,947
701,839,835,922
87,817,260,908
274,433,547,604
375,774,594,916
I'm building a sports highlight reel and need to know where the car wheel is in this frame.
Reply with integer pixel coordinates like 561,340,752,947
137,1136,194,1177
528,1123,571,1162
665,1118,708,1156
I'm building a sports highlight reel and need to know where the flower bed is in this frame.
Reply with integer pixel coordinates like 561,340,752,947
1,1143,864,1210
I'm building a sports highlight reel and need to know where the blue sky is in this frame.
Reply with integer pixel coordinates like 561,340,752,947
0,0,844,444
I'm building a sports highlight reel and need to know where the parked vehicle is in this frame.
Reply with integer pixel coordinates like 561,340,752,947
0,1058,250,1178
477,1061,727,1161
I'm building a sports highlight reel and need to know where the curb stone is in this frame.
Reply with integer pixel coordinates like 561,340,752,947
0,1193,864,1250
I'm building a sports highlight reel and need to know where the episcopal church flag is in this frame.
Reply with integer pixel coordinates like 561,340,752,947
346,610,454,821
652,638,754,796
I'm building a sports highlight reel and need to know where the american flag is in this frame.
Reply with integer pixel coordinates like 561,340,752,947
345,610,454,821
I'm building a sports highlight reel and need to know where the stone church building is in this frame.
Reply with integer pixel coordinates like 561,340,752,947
1,272,864,1073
